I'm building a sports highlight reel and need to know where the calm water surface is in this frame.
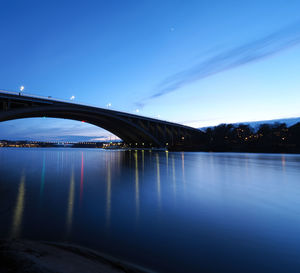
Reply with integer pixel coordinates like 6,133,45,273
1,148,300,272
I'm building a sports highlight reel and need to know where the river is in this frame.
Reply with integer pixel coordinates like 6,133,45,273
1,148,300,272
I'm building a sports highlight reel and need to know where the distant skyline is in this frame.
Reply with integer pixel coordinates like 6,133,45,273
1,0,300,141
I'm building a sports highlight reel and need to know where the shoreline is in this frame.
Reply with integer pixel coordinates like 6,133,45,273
0,239,155,273
1,146,300,155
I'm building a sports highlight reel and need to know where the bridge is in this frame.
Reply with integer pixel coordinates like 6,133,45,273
0,90,205,150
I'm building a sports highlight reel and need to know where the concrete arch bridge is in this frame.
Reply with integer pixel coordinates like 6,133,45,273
0,90,205,150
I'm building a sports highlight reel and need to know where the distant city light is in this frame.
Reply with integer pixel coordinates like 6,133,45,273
20,86,24,92
70,95,75,100
107,103,112,107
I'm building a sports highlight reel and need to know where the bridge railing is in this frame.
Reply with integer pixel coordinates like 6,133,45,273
0,89,108,109
0,89,84,105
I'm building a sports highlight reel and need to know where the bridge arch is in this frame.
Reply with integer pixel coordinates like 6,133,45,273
0,91,206,149
0,105,163,146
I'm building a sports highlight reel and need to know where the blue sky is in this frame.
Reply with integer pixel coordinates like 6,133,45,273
1,0,300,141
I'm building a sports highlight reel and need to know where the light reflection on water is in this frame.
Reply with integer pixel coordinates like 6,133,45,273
106,156,111,229
134,151,139,220
1,148,300,272
156,153,161,210
11,170,25,238
80,152,84,203
66,165,75,236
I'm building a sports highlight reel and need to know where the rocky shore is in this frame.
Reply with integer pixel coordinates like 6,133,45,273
0,240,154,273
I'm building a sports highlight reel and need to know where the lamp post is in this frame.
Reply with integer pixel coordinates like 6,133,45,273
19,86,24,95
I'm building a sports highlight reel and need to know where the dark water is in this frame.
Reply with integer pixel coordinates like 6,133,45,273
1,148,300,272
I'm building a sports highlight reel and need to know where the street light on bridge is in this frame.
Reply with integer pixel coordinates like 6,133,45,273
19,85,24,95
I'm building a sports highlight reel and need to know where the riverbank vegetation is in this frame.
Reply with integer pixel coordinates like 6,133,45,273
200,122,300,153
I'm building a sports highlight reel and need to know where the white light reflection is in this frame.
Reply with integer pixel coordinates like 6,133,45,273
106,159,111,229
172,155,176,199
134,151,139,220
11,171,26,238
156,153,161,209
66,166,75,236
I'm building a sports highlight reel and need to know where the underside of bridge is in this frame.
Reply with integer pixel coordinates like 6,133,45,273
0,92,205,150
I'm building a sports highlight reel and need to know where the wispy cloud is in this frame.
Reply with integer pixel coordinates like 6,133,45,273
137,21,300,107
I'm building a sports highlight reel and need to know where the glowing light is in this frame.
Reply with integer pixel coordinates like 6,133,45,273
166,149,169,173
107,103,112,107
80,152,84,202
81,120,85,123
70,95,75,100
11,172,26,238
106,159,111,228
172,155,176,197
66,167,75,236
156,153,161,209
281,155,286,168
142,149,144,173
181,152,186,191
20,86,24,92
134,151,139,219
136,109,139,113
